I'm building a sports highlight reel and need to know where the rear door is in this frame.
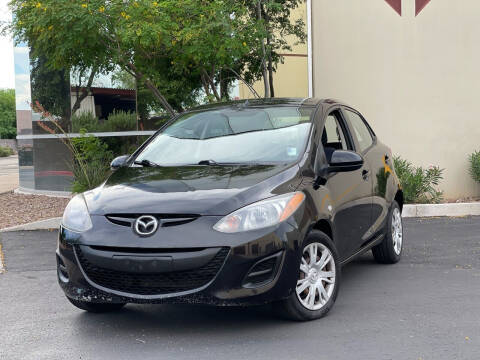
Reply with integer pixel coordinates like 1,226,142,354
320,110,373,259
341,107,391,238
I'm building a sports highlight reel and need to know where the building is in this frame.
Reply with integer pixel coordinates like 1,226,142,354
309,0,480,199
70,87,136,119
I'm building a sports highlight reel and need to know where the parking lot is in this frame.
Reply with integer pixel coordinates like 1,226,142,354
1,217,479,360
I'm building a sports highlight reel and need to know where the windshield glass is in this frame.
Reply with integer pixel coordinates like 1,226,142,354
134,106,314,166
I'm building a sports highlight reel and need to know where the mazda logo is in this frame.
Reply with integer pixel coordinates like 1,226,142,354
134,215,159,237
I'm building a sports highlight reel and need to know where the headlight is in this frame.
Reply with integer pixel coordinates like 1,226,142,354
62,195,92,232
213,192,305,233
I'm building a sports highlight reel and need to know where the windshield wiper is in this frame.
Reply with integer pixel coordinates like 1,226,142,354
196,160,265,166
134,159,161,167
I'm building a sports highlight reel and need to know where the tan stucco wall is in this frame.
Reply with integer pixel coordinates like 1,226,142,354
239,3,309,99
312,0,480,199
239,55,308,99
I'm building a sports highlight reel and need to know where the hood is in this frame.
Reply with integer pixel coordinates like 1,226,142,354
84,164,301,216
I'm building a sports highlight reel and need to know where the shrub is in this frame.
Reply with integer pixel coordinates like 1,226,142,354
71,112,101,133
70,110,139,163
103,110,137,132
70,133,113,193
393,156,444,204
32,102,114,193
468,151,480,184
0,145,14,157
71,110,137,133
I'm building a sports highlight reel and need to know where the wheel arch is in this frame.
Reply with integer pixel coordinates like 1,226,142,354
394,189,404,212
311,218,334,242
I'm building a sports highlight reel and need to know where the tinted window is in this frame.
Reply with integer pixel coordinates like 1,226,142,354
136,106,314,165
344,110,373,152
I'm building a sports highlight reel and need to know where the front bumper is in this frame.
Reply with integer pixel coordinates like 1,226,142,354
56,210,308,306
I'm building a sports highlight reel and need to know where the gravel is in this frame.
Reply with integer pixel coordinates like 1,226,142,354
0,191,70,230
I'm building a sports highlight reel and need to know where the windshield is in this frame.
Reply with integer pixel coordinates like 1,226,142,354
134,106,314,166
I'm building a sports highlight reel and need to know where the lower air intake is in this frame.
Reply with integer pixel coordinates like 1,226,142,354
243,251,283,287
75,246,229,296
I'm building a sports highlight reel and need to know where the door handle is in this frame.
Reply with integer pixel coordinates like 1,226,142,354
362,169,370,180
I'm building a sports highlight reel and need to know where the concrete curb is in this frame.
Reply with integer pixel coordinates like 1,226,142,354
14,187,71,198
403,202,480,218
0,217,62,232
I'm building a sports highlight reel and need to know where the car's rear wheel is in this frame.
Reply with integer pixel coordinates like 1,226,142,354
276,230,340,321
67,297,126,313
372,200,403,264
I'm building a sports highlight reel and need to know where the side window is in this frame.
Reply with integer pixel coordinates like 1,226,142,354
323,114,350,150
344,110,373,153
321,112,351,162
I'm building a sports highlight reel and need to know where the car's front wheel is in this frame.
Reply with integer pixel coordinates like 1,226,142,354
276,230,340,321
67,297,126,313
372,200,403,264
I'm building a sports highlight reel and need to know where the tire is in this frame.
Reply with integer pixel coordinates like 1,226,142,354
67,297,126,313
372,200,403,264
275,230,341,321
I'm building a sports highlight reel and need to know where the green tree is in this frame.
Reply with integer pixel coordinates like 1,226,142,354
5,0,306,117
30,55,71,120
0,89,16,139
6,0,258,115
112,67,201,118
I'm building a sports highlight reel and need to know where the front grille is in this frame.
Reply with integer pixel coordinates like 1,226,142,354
106,214,199,228
75,246,229,296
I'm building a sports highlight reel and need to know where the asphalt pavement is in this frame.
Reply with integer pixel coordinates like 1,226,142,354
0,217,479,360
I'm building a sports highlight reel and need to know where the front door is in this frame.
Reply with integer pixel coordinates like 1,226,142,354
342,107,393,238
320,110,373,260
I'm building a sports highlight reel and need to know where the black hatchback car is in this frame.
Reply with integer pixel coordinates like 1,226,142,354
58,98,404,321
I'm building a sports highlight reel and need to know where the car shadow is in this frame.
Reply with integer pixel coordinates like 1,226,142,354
73,252,384,339
340,252,383,285
74,302,289,341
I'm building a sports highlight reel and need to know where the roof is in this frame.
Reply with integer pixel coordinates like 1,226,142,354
186,98,357,113
188,98,322,112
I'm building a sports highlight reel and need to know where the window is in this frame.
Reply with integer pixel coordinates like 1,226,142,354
344,110,373,152
321,113,351,163
323,114,349,150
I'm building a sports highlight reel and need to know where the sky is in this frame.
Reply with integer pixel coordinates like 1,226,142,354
0,0,15,89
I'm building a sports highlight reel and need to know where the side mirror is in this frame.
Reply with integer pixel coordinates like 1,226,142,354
110,155,130,170
328,150,364,173
316,149,364,178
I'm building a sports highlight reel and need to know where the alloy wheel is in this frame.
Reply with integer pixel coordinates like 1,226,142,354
296,242,336,311
392,207,403,255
